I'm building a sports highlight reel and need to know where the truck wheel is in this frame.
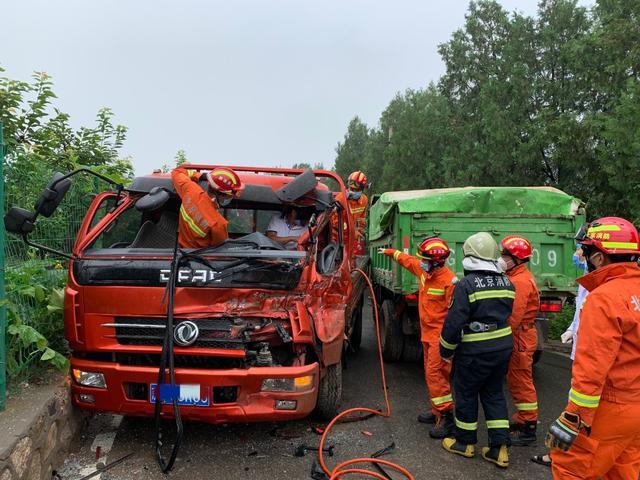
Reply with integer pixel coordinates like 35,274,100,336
380,299,404,362
349,301,363,352
402,336,423,362
533,349,543,365
314,361,342,420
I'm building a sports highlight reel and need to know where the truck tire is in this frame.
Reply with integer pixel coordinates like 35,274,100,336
380,299,404,362
349,301,363,352
533,349,543,365
402,336,423,363
314,361,342,420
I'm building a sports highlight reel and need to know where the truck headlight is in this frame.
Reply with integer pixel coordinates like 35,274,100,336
261,375,314,392
72,369,107,389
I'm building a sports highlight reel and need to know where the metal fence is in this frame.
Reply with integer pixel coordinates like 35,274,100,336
2,142,104,396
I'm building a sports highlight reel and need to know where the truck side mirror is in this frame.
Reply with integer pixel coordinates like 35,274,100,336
276,169,317,202
34,172,72,218
4,207,37,235
135,186,170,211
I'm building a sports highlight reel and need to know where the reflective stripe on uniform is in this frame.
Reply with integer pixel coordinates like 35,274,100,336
393,251,401,261
427,288,445,296
440,336,458,350
569,388,600,408
461,326,512,343
515,402,538,411
468,290,516,303
431,394,453,406
455,417,478,430
351,207,366,213
486,419,509,429
420,275,426,287
180,205,206,238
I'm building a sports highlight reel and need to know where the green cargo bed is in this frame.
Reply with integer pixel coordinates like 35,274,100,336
368,186,585,297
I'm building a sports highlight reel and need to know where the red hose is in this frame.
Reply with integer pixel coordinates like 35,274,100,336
317,268,414,480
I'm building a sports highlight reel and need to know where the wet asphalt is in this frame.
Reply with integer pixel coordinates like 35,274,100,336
58,298,570,479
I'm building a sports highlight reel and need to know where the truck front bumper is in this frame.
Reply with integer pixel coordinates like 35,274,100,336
70,357,320,424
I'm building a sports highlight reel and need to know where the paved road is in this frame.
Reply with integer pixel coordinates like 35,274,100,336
58,300,571,479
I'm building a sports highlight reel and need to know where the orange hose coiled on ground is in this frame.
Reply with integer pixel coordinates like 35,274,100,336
317,268,414,480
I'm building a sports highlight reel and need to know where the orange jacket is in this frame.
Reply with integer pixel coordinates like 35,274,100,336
333,191,368,236
565,262,640,425
171,167,228,249
506,263,540,352
383,249,457,343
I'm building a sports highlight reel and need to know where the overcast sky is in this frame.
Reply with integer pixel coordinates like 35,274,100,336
2,0,591,174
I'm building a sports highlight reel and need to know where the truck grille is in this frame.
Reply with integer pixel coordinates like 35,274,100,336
104,317,246,350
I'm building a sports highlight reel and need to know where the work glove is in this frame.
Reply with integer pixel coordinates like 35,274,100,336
545,411,590,451
560,331,573,344
377,247,386,254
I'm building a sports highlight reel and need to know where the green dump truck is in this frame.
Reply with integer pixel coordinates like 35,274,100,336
368,187,585,363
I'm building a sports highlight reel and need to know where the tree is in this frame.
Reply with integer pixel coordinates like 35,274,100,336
175,149,187,166
333,0,640,222
334,117,369,182
1,69,134,250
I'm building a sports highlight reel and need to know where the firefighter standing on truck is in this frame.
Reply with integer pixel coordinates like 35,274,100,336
378,237,458,439
547,217,640,479
333,171,369,254
498,235,541,446
439,232,515,468
171,166,242,248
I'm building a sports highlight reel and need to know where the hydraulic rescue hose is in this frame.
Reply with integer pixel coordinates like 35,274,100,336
153,233,184,473
317,268,414,480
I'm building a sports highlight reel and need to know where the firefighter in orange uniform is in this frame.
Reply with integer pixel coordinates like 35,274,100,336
378,237,458,438
171,166,242,249
546,217,640,479
498,235,540,445
333,171,369,253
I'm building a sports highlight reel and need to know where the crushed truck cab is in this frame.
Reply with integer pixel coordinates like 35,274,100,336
30,166,366,423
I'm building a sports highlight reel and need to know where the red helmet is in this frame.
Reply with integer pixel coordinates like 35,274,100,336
575,217,640,255
417,237,450,263
206,167,242,195
501,235,533,260
347,171,368,190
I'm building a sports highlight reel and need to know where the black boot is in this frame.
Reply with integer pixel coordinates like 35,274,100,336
429,411,454,439
418,412,436,424
509,420,521,432
510,421,537,446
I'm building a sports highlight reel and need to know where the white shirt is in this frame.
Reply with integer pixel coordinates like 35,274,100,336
266,215,305,249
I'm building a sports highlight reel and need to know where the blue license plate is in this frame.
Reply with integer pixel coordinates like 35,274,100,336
149,383,210,407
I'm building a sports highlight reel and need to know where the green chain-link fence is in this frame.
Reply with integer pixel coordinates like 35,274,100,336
2,157,104,391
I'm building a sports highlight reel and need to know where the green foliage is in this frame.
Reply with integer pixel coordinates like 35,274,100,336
4,258,69,381
548,304,576,341
1,68,134,211
175,149,188,166
335,0,640,223
1,68,134,384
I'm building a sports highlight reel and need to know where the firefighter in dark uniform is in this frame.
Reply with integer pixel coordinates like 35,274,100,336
439,232,515,468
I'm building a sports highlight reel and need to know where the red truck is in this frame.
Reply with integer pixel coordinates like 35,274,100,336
5,166,368,423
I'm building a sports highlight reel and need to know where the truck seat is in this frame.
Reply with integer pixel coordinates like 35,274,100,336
129,210,178,248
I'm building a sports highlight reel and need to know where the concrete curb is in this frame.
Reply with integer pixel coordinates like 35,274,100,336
0,378,88,480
